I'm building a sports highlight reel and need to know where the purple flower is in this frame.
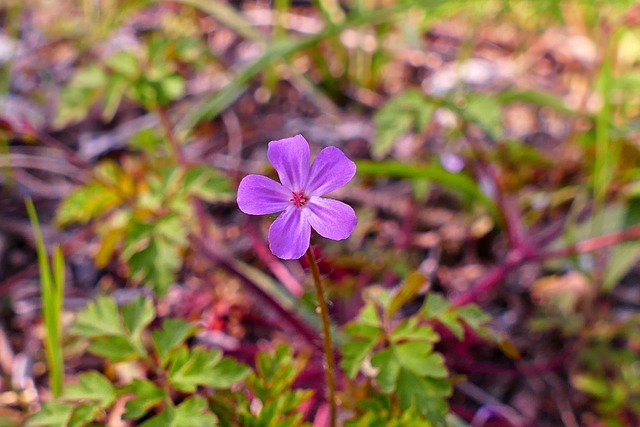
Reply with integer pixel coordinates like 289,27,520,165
237,135,357,260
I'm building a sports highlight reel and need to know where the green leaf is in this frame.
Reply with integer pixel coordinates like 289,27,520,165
121,296,155,345
436,311,464,340
151,318,199,366
26,402,73,427
129,129,164,153
123,379,166,420
572,373,609,399
106,51,139,79
396,369,450,425
391,318,439,343
343,322,380,340
183,166,232,202
356,160,495,213
423,293,451,319
373,89,435,159
497,90,572,114
73,65,108,89
456,304,491,329
172,396,218,426
370,348,400,393
603,197,640,292
102,75,128,121
127,237,177,295
141,396,218,427
394,343,447,378
168,346,249,392
63,371,117,408
87,335,137,362
340,339,377,379
55,184,120,226
386,272,427,318
358,302,382,327
68,404,100,427
461,94,502,140
71,296,126,338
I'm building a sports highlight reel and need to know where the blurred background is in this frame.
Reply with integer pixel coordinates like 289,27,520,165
2,0,640,426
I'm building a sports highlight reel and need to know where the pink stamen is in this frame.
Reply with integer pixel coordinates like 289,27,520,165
290,191,308,208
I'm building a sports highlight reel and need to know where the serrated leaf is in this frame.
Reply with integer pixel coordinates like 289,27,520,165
71,296,126,338
183,166,232,202
140,396,218,427
373,89,435,159
63,371,116,408
156,215,188,247
168,346,249,392
343,322,380,340
68,404,100,427
151,318,199,366
456,304,491,329
370,348,400,393
386,272,427,319
423,293,451,319
121,296,155,345
128,238,176,295
394,343,447,378
123,379,165,420
437,311,464,340
56,184,120,226
462,94,502,140
391,318,439,343
358,302,382,326
26,402,73,427
87,336,137,362
340,339,377,379
397,369,450,426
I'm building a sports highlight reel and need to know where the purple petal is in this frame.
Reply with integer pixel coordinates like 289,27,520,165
237,175,290,215
306,146,356,196
268,206,311,259
306,197,357,240
268,135,310,192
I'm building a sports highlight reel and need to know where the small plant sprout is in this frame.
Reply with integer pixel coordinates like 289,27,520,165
237,134,357,260
237,134,358,427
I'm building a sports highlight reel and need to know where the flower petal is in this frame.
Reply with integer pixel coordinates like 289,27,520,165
268,206,311,259
306,146,356,196
268,135,310,191
237,175,290,215
306,197,357,240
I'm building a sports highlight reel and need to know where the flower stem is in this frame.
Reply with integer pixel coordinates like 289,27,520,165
305,247,337,427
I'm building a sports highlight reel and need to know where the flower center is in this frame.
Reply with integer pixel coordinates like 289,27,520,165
290,191,308,208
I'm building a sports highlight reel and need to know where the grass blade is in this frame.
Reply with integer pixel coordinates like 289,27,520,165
25,198,65,398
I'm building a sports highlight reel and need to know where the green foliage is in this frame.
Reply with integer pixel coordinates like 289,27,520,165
29,295,249,426
56,31,205,127
210,344,313,427
372,89,435,159
341,272,496,426
571,315,640,425
356,160,496,214
26,198,65,398
56,130,232,294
